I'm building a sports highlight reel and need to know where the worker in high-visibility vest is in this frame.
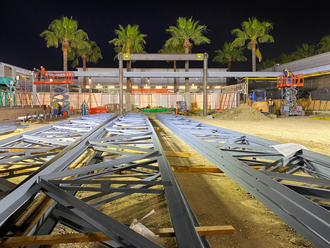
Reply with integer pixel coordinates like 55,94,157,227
283,68,293,84
53,100,58,116
268,98,274,114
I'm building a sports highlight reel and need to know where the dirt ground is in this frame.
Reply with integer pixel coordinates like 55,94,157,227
1,111,329,248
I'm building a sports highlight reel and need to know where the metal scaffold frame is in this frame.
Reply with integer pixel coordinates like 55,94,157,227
156,114,330,248
0,113,209,248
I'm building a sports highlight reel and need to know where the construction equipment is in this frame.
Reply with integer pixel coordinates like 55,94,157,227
0,77,16,107
249,90,269,113
277,72,304,117
176,101,188,115
33,71,74,116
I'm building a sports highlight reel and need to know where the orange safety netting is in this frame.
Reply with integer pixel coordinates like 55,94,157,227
33,71,74,85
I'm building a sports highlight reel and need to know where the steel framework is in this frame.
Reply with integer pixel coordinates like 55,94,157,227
118,53,209,116
156,114,330,248
0,114,116,196
0,114,117,230
0,113,209,248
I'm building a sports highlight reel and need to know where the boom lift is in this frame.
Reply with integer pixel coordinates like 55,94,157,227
277,72,304,117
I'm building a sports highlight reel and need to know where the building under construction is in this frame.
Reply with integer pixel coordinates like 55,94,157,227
0,52,330,248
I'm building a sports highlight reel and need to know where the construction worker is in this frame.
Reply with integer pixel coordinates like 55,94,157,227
33,68,40,80
40,66,46,80
58,103,62,116
283,69,293,84
53,100,58,116
268,98,274,114
81,100,87,116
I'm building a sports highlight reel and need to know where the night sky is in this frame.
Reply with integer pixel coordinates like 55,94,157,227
1,0,329,72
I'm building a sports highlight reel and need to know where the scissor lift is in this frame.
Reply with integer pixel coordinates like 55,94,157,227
33,71,74,116
277,73,304,117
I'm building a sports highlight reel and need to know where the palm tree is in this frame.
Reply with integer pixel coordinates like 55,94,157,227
40,16,89,71
213,42,247,85
109,24,147,93
166,17,210,92
213,42,247,70
232,17,274,72
317,35,330,54
159,44,185,92
68,40,103,93
276,52,294,64
256,59,276,71
292,44,316,59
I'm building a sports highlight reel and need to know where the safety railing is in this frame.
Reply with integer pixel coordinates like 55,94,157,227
33,71,74,84
277,73,304,88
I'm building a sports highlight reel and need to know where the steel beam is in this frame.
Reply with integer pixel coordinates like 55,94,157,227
203,53,208,116
157,114,330,248
74,71,282,78
0,113,209,248
0,113,117,230
127,53,204,61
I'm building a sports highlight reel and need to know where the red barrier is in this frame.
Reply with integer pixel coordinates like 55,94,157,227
89,108,107,114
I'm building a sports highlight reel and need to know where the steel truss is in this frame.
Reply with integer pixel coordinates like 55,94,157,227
0,113,117,235
0,114,116,198
0,113,209,248
156,114,330,248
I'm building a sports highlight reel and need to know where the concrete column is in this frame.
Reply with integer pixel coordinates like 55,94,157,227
184,92,191,112
89,78,92,108
203,53,209,116
126,92,132,111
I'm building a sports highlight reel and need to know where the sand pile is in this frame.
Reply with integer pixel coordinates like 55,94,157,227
217,104,271,121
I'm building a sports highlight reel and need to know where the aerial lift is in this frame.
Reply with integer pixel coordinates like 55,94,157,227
33,71,74,116
277,72,304,117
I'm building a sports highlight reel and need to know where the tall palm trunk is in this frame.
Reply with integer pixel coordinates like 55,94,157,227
126,45,132,94
62,40,69,71
82,55,87,93
251,40,257,72
173,60,177,93
226,59,232,85
184,39,190,93
127,60,132,93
